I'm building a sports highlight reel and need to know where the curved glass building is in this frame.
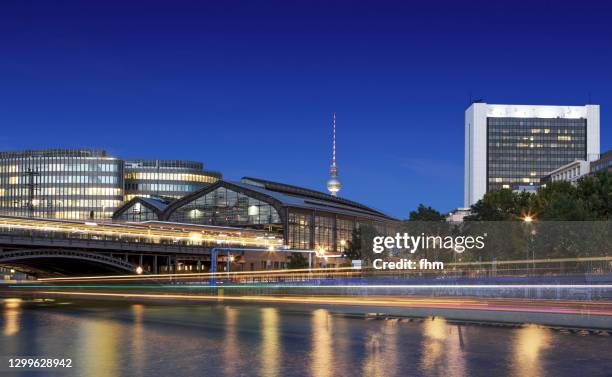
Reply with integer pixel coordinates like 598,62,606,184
0,149,123,219
124,160,221,201
114,177,397,254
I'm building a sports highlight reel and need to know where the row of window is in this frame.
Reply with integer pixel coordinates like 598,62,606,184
125,183,203,193
0,162,119,173
487,118,587,126
0,187,122,197
488,128,584,135
488,143,584,149
1,175,120,185
125,172,218,183
0,199,122,208
488,177,539,184
489,136,585,142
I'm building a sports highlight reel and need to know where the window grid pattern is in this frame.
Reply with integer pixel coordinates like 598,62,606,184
167,187,281,226
287,211,312,250
0,154,123,220
314,215,334,251
117,202,158,222
487,117,586,191
336,218,355,252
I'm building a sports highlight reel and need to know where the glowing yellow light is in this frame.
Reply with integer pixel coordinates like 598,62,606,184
523,216,533,223
189,232,203,242
136,266,143,274
340,240,346,246
268,245,275,251
316,247,326,257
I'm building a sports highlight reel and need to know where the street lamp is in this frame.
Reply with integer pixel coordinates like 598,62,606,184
522,214,536,275
136,266,143,274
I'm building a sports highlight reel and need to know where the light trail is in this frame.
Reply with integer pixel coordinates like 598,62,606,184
21,291,612,317
11,284,612,289
36,266,359,281
35,255,612,282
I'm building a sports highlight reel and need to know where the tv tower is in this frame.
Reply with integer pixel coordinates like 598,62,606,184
326,112,341,196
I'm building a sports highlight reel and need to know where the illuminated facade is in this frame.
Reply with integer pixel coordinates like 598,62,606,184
465,103,600,206
0,149,123,219
124,160,221,201
114,177,398,255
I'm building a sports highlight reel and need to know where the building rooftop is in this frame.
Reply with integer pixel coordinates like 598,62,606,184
0,149,109,159
238,177,395,221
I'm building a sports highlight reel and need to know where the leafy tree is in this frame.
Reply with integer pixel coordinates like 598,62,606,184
534,181,589,220
576,170,612,219
465,189,533,221
408,204,445,221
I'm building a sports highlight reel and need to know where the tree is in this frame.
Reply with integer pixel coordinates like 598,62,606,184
576,170,612,219
465,189,533,221
408,204,445,221
534,181,589,220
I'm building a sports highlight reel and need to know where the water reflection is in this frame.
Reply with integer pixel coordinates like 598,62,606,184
77,316,121,377
512,324,551,377
420,317,466,377
3,298,22,336
224,307,240,377
2,301,609,377
260,307,280,377
131,304,145,377
311,309,333,377
362,320,399,377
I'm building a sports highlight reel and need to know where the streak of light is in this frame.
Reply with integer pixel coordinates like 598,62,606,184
26,291,612,316
12,284,612,289
37,266,358,282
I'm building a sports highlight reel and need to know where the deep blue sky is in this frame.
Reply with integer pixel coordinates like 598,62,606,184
1,1,611,218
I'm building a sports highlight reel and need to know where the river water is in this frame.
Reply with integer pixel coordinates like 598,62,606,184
1,298,611,377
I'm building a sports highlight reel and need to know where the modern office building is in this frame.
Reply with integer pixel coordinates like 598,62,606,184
0,150,222,220
0,149,124,219
114,177,398,254
464,103,600,206
124,160,221,201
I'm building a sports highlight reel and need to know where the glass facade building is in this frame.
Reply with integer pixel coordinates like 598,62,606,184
465,104,600,206
0,149,123,219
124,160,221,201
487,117,587,192
114,177,398,255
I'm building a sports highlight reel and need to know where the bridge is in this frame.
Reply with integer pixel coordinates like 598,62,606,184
0,215,283,277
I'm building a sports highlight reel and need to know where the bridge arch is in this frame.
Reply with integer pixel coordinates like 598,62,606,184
0,249,136,277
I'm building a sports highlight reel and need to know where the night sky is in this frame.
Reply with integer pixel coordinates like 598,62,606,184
1,1,611,218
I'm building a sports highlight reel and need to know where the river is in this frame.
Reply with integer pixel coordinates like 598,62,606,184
1,298,611,377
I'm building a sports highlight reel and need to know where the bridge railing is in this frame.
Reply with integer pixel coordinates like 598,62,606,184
0,224,211,251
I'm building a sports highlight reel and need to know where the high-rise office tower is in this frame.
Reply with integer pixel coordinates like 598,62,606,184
464,103,600,207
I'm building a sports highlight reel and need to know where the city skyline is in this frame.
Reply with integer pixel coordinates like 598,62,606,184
1,2,611,217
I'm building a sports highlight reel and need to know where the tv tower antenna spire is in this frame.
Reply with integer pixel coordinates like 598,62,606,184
327,112,341,196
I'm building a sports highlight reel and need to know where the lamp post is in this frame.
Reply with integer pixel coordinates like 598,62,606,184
522,215,535,276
